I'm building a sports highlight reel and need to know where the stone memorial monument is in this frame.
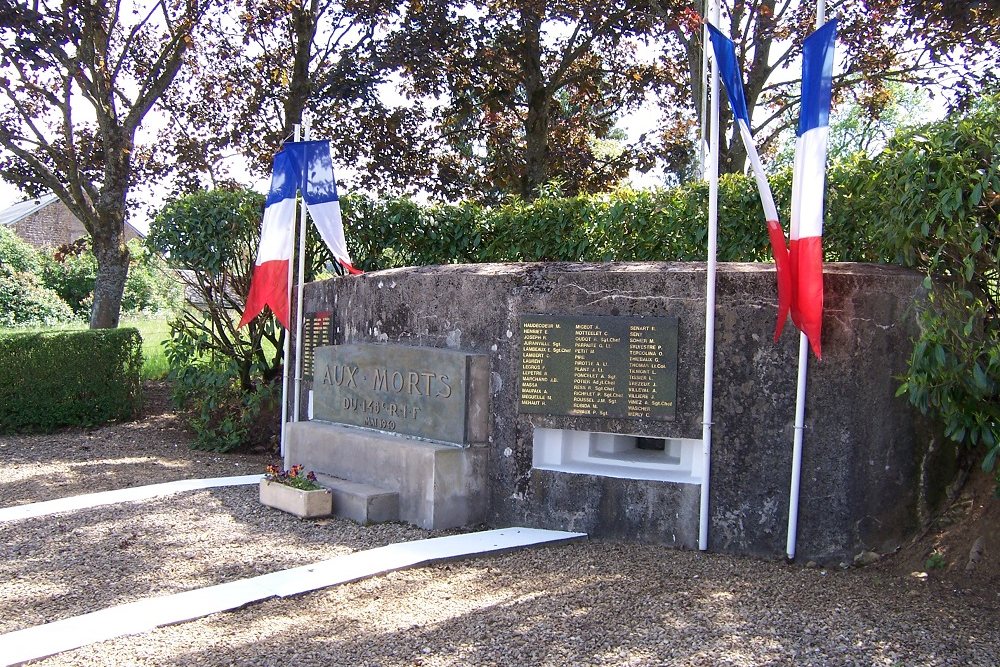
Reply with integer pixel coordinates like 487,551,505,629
284,343,490,529
288,262,952,563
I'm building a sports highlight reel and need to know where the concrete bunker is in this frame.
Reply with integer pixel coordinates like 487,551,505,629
284,262,945,563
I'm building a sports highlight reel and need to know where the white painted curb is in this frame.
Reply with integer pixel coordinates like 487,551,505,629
0,475,264,522
0,527,586,666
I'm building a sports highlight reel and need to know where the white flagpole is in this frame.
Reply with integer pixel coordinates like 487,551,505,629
698,0,721,551
293,116,311,424
786,0,827,561
699,0,710,178
279,124,301,457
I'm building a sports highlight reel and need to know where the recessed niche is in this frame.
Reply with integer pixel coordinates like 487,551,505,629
531,427,702,483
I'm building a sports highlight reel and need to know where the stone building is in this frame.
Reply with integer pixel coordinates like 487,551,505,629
0,194,144,249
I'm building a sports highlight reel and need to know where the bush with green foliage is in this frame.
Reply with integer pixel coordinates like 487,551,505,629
338,169,885,272
0,227,76,328
147,188,301,451
879,97,1000,485
0,224,41,273
0,328,142,432
40,237,181,318
164,321,279,452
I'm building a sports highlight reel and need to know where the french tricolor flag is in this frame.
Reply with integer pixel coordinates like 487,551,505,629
299,140,359,276
239,141,359,330
790,20,837,359
239,146,298,329
707,22,791,342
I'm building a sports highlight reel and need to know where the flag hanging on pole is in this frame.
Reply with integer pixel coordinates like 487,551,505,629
239,141,360,329
790,19,837,359
299,141,361,275
706,23,791,341
239,147,298,329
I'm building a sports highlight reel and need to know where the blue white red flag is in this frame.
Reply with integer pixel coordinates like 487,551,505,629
707,23,791,341
239,141,359,329
790,20,837,359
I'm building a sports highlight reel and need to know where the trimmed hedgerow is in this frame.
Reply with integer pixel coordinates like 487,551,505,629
336,167,888,273
0,328,143,433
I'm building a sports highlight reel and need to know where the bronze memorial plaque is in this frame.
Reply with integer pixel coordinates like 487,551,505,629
519,314,678,419
301,312,334,381
312,344,489,445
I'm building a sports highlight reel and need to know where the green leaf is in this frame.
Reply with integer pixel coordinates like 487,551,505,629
983,445,999,472
973,363,991,392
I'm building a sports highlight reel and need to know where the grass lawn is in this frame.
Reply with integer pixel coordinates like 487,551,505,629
129,318,171,380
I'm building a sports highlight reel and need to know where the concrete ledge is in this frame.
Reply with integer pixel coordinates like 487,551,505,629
286,421,488,530
314,473,399,524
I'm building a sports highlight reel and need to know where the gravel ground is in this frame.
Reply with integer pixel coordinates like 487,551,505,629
2,392,999,666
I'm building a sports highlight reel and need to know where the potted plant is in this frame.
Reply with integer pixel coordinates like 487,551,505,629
259,464,332,518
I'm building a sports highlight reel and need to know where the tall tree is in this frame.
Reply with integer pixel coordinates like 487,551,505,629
0,0,210,328
158,0,417,194
392,0,684,201
651,0,1000,177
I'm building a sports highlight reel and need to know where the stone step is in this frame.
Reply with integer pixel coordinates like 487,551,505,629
285,421,488,530
313,472,399,525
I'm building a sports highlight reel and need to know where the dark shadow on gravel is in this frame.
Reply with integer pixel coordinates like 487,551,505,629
115,542,1000,667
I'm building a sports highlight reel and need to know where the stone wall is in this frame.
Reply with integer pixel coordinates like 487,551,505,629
298,262,943,562
11,200,143,249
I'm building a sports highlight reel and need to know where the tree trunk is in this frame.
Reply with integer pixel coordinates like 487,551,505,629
89,222,130,329
282,0,319,139
520,6,549,200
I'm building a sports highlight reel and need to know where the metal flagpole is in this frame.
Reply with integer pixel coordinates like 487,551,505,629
293,115,310,424
279,123,301,457
698,0,721,551
699,0,710,178
786,0,827,561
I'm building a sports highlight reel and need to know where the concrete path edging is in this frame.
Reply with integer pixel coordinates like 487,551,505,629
0,475,264,523
0,527,586,666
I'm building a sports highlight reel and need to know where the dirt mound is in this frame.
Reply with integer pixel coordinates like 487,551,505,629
884,464,1000,593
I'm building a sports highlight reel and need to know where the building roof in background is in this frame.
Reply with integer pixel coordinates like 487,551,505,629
0,193,146,238
0,193,60,228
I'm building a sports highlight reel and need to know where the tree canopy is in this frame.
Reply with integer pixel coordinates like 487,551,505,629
0,0,209,328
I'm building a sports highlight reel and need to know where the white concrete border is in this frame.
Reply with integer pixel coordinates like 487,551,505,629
0,475,264,523
0,527,586,666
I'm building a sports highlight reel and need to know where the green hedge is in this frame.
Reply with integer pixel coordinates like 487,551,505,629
339,166,890,271
0,328,143,433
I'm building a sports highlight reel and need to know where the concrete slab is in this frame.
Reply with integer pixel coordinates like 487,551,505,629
0,475,264,523
314,473,399,524
285,421,487,529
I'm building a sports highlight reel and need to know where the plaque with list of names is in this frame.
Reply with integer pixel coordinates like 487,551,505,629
519,314,678,419
302,312,334,381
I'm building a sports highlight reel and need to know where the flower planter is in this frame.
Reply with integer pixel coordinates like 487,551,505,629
259,480,332,518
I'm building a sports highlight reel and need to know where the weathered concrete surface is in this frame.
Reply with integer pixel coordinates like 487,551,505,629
312,344,489,445
296,262,942,562
285,421,488,530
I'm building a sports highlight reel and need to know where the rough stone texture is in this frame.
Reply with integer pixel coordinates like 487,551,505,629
7,197,143,249
297,262,941,562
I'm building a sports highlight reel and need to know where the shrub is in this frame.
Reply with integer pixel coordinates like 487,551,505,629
165,320,279,452
40,238,181,318
339,172,885,272
0,268,76,328
0,225,41,273
883,96,1000,483
0,328,142,432
149,188,295,451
